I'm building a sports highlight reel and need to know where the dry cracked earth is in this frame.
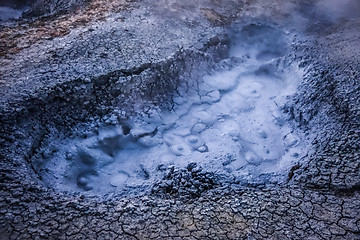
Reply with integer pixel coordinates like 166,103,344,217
0,0,359,239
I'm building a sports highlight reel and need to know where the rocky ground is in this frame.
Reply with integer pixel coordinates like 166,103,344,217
0,0,359,239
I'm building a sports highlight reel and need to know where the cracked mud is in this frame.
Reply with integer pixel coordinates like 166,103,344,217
0,0,359,239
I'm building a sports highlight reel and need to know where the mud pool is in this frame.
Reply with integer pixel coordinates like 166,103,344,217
35,25,307,195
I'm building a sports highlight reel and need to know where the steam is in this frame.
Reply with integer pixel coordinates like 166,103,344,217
0,7,25,21
0,0,33,22
316,0,360,20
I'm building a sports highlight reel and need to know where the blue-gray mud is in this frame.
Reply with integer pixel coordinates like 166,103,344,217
0,0,359,239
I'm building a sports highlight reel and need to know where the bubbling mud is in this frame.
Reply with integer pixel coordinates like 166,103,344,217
35,24,308,196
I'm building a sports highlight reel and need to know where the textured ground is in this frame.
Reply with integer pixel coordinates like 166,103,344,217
0,0,359,239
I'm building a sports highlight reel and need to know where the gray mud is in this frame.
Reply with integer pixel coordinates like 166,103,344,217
0,0,359,239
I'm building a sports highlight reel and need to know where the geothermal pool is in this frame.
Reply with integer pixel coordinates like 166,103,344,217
35,25,307,196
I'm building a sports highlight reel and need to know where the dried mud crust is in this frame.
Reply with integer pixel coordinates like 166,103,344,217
1,1,360,240
0,0,133,57
287,20,360,192
1,179,360,240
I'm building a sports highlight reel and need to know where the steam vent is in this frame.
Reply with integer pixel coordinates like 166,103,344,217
1,0,359,239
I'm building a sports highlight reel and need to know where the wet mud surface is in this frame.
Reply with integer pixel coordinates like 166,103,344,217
0,0,359,239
